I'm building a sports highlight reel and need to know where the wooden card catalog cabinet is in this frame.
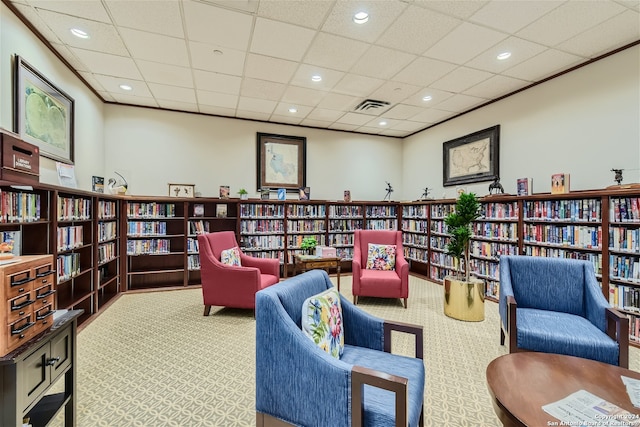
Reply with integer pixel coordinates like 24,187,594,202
0,129,40,184
1,255,55,356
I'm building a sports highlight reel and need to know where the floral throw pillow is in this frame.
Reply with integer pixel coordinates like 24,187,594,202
301,288,344,359
365,243,396,270
220,247,241,266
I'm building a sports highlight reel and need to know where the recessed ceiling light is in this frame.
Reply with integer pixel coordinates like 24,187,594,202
353,11,369,24
379,121,387,126
422,95,432,102
288,107,298,113
119,84,132,91
70,28,89,39
497,51,511,60
311,75,322,82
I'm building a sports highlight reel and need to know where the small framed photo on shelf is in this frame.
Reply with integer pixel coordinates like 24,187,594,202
517,178,532,196
193,204,205,217
92,176,104,193
551,173,570,194
216,204,227,218
260,188,270,200
169,183,195,198
299,186,310,200
219,185,230,199
344,190,351,202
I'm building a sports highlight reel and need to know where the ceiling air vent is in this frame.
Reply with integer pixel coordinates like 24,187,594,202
353,99,391,112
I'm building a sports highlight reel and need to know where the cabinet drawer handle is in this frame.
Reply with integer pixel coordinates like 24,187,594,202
12,299,34,310
37,289,56,299
37,310,54,321
11,321,34,335
45,357,60,366
11,277,34,287
36,270,55,278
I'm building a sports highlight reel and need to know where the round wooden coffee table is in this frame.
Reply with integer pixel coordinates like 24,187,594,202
486,352,640,427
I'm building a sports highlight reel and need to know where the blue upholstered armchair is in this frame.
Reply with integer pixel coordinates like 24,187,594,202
499,256,628,368
256,270,425,427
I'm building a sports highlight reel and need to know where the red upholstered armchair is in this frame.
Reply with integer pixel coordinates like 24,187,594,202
352,229,410,308
197,231,280,315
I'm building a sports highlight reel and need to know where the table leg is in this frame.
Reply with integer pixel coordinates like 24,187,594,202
337,262,341,292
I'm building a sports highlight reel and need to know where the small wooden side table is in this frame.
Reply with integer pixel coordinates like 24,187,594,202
292,255,342,291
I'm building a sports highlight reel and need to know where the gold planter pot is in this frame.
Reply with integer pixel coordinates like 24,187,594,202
443,276,485,322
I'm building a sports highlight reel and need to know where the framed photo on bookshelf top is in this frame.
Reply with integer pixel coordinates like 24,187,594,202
443,125,500,187
257,132,306,190
169,183,195,198
14,55,75,164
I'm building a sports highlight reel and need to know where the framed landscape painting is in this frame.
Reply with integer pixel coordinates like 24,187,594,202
257,132,306,190
443,125,500,187
14,55,75,164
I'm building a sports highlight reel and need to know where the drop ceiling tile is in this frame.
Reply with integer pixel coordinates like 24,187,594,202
329,123,359,131
244,54,299,84
370,81,421,104
281,86,327,107
269,114,303,125
556,10,640,57
392,57,457,87
300,118,335,128
199,105,237,117
351,46,416,80
106,0,183,38
415,0,489,20
197,90,238,109
189,41,246,75
469,1,563,34
236,111,271,121
136,60,193,88
69,48,143,80
30,0,111,22
156,100,199,112
336,112,373,126
240,78,286,101
614,0,639,11
356,126,383,135
183,1,253,50
402,88,454,108
13,4,61,44
424,22,508,65
430,67,493,93
93,74,152,97
517,1,626,47
465,36,547,73
51,42,89,72
379,129,407,137
321,1,407,43
193,69,241,95
306,108,345,122
237,96,277,114
390,120,430,132
317,93,360,110
409,108,454,123
119,28,189,67
257,0,332,29
435,93,486,112
333,74,384,97
273,103,313,117
502,49,583,81
34,9,129,55
377,5,461,54
463,74,529,99
304,33,370,71
290,65,344,90
250,18,316,61
110,93,158,107
383,104,425,120
77,71,106,92
97,91,116,102
148,83,197,103
203,0,259,14
364,117,400,128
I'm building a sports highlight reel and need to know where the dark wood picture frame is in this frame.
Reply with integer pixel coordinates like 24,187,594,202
14,55,75,164
443,125,500,187
257,132,306,191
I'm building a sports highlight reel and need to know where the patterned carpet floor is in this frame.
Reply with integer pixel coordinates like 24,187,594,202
51,274,639,426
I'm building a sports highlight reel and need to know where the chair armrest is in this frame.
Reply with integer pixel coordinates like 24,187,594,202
241,254,280,277
506,295,517,353
351,365,408,427
383,321,424,360
606,307,629,368
341,295,384,350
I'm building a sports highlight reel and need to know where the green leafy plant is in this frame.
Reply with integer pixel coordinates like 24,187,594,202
445,192,481,282
300,236,318,253
237,188,248,195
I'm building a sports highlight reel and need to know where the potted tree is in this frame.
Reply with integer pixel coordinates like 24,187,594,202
238,188,249,200
443,191,484,321
300,236,318,256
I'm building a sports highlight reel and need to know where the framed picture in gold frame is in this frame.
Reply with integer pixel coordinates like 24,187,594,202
168,183,195,198
257,132,306,190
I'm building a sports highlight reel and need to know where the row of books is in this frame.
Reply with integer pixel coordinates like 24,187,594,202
0,191,41,223
286,234,326,247
57,196,91,221
610,197,640,223
366,205,397,217
470,241,518,259
610,226,640,252
97,200,117,220
430,221,449,234
429,265,456,281
624,313,640,343
402,219,429,233
98,242,116,264
366,219,398,230
430,252,457,268
430,204,455,218
126,239,170,255
286,220,326,233
57,225,84,251
187,254,200,270
98,221,117,242
240,219,284,234
430,236,450,249
240,235,284,250
523,199,601,222
127,221,167,237
403,233,429,247
329,205,363,217
127,203,176,219
335,247,353,260
327,234,355,246
402,205,427,218
610,255,640,282
329,219,363,232
188,220,209,235
522,224,602,248
480,202,519,219
609,284,640,313
57,253,80,282
187,238,199,253
486,281,500,299
473,222,518,240
404,247,429,262
470,259,500,280
523,246,602,273
239,204,284,217
241,249,285,263
286,204,326,218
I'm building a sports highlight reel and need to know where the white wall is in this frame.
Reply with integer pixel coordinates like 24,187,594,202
104,105,404,200
0,4,105,189
403,45,640,199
